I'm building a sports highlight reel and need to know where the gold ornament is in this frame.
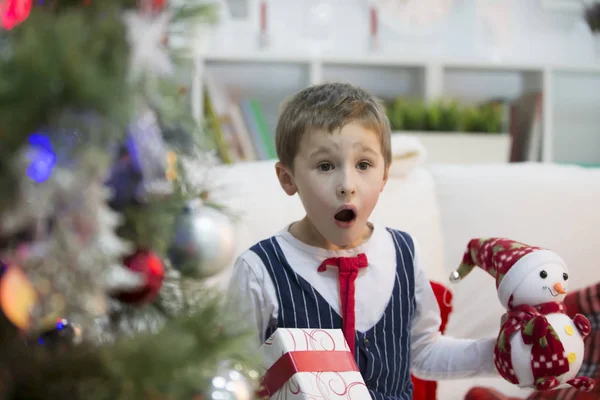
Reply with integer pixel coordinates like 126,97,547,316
0,264,37,330
165,151,178,182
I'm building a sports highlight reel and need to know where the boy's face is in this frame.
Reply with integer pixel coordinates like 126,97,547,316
276,122,389,249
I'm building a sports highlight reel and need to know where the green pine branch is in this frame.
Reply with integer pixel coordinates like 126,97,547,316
0,7,131,210
1,297,259,400
0,0,217,213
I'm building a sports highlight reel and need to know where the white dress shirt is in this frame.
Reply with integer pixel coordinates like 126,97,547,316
226,223,498,381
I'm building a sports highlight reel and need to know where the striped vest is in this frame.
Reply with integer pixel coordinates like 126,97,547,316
250,228,416,400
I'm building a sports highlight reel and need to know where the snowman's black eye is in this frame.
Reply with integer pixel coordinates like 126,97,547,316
563,273,569,281
539,270,548,279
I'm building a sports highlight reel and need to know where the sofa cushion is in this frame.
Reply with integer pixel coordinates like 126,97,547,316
389,134,428,178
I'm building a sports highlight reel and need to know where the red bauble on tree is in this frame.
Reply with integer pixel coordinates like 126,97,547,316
113,250,165,305
138,0,166,13
152,0,166,11
1,0,32,30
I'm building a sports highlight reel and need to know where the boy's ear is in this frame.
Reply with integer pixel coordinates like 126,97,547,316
275,162,297,196
381,165,390,192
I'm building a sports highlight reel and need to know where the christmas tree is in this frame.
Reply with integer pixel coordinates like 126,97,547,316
0,1,260,399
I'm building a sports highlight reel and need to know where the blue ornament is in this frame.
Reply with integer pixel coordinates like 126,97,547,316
26,133,56,183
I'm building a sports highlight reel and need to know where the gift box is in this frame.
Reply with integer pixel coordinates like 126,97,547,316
258,328,371,399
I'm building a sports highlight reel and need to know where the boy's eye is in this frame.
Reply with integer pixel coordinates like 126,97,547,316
317,162,334,172
357,161,371,171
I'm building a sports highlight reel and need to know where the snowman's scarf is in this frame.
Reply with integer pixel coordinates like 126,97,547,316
494,301,569,386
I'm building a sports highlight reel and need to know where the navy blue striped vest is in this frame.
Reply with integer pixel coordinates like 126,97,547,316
250,228,416,400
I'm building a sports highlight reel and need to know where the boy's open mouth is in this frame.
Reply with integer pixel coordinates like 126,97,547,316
334,208,356,223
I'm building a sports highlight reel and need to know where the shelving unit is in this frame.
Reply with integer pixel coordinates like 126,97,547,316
321,63,426,101
194,51,600,165
551,70,600,166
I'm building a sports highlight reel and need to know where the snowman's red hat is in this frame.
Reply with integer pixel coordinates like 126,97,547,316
449,238,568,308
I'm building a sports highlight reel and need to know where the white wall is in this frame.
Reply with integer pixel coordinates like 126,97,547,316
208,0,598,65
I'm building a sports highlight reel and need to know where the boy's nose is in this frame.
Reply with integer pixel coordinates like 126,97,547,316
336,168,356,197
338,187,355,196
337,182,356,197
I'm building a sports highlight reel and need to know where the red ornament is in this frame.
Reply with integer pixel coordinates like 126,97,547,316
138,0,166,13
114,250,165,305
152,0,166,11
1,0,32,30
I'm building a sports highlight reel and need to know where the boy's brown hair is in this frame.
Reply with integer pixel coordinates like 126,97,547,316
275,82,392,169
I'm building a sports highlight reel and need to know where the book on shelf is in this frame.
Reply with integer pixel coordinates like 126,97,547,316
203,71,277,163
509,92,543,162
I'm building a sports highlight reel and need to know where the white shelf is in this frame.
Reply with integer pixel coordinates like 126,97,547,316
195,51,600,165
201,51,600,73
442,67,543,104
393,132,512,164
322,63,425,101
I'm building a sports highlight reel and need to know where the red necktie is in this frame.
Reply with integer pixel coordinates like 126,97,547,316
318,253,368,356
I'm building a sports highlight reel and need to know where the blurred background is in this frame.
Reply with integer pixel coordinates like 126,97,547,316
197,0,600,167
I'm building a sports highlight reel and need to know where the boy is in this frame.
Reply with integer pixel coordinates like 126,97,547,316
227,82,497,399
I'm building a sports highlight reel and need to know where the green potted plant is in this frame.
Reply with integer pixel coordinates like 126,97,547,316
460,103,503,133
386,97,510,163
425,99,461,132
387,97,503,133
389,98,427,131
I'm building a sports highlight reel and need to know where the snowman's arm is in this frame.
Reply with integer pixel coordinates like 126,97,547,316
573,314,591,338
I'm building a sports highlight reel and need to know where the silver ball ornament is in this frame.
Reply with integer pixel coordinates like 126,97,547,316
449,270,461,283
201,361,258,400
168,200,236,279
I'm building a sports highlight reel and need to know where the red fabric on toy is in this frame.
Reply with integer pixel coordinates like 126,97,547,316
464,387,521,400
411,281,453,400
464,281,600,400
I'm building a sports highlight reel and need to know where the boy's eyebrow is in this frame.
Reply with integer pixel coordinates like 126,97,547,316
309,146,332,158
309,143,379,159
354,143,379,155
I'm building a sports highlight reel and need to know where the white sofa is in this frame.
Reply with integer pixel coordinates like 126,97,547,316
194,154,600,400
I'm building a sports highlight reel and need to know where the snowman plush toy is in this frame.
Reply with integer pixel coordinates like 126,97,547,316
450,238,595,392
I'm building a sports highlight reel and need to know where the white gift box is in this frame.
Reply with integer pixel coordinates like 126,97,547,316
258,328,371,399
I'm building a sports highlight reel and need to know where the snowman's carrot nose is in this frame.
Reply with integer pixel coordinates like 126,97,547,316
554,282,567,294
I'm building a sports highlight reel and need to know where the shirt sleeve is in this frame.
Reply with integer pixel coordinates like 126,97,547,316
225,251,276,348
409,239,498,380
